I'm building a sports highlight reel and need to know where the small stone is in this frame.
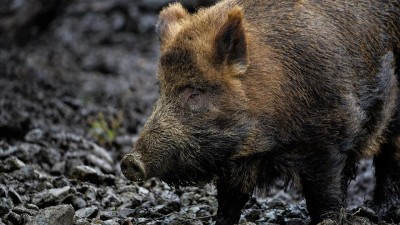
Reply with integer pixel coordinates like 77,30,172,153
138,187,149,196
318,219,335,225
99,210,117,220
71,165,115,185
74,206,98,219
24,129,43,142
26,204,74,225
121,220,133,225
118,208,135,218
0,185,7,197
71,196,87,209
86,154,114,174
11,166,38,181
101,190,122,208
32,186,73,207
51,161,66,175
0,197,12,215
196,209,211,218
5,211,21,225
52,176,71,188
8,188,22,205
0,157,26,172
83,186,97,202
245,210,261,222
75,219,90,225
12,204,39,216
285,218,306,225
102,220,119,225
25,204,39,211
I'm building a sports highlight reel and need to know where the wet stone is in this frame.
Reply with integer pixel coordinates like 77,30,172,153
245,210,262,222
0,198,12,216
24,129,44,142
12,204,39,216
74,205,98,219
101,189,122,207
52,176,71,188
75,219,90,225
32,186,73,207
11,166,38,181
86,154,114,174
5,211,22,225
27,204,74,225
8,188,22,205
285,218,306,225
99,210,117,220
0,185,6,197
71,196,87,209
71,165,115,185
318,219,335,225
118,208,135,218
102,220,120,225
0,157,26,172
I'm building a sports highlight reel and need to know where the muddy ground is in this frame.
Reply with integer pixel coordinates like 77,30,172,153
0,0,399,224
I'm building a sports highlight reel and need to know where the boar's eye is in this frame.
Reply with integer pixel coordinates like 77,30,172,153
181,87,207,111
187,89,201,101
185,88,202,102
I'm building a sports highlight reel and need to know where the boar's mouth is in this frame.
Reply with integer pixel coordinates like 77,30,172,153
120,153,147,181
121,147,219,186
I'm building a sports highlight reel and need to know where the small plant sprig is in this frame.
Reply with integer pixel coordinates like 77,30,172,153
89,111,124,146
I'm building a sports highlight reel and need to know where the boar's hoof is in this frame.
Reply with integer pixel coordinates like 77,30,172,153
120,154,146,181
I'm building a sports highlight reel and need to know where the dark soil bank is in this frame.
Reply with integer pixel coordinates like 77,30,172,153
0,0,399,224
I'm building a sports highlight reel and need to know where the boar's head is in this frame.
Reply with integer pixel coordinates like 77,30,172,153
121,3,254,186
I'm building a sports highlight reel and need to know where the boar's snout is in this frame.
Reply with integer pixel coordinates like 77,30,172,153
120,153,146,181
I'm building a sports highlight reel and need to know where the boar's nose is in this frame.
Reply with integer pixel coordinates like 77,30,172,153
120,153,146,181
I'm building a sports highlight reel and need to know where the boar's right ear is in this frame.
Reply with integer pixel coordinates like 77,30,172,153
214,6,248,74
156,3,188,47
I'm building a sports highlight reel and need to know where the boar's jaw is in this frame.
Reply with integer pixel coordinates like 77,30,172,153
120,153,146,181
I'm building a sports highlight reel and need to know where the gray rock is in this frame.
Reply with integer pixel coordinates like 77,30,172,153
75,219,90,225
0,185,6,197
99,210,117,220
24,129,44,142
8,188,22,205
86,153,114,174
12,204,39,216
0,157,26,172
118,208,135,218
318,219,335,225
73,206,98,219
71,196,87,209
101,189,122,208
11,166,38,181
102,220,119,225
27,204,74,225
0,197,12,216
4,211,21,225
71,165,115,185
32,186,73,206
285,218,306,225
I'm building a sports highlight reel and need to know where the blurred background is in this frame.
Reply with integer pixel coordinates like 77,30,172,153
0,0,380,225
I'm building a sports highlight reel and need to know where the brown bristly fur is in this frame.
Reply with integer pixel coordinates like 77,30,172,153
121,1,400,224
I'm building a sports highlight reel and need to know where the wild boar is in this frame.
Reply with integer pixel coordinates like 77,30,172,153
121,0,400,224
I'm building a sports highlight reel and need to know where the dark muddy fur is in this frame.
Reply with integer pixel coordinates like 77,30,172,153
121,0,400,224
373,49,400,219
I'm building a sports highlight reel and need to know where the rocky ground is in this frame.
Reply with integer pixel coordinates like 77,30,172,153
0,0,399,225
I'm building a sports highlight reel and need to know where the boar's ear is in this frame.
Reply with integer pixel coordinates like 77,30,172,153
156,3,188,46
214,6,248,74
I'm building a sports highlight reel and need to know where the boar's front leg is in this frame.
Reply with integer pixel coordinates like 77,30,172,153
299,151,346,225
216,178,250,225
